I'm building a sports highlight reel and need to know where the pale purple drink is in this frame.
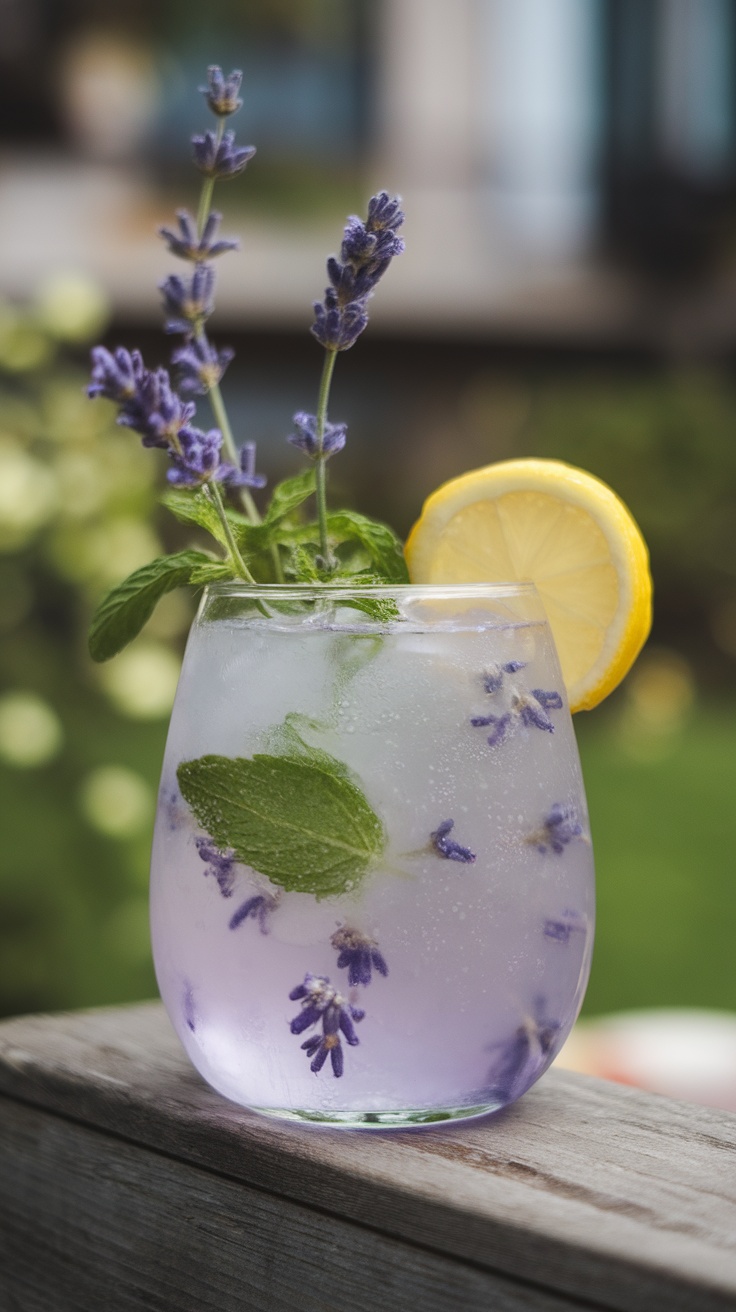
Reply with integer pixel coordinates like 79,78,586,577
150,583,594,1127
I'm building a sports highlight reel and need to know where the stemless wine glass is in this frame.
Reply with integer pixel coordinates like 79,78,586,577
150,582,594,1127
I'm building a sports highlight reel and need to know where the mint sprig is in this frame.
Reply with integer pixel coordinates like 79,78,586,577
177,745,386,900
88,549,225,662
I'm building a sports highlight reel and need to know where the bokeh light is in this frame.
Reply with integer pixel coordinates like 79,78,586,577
98,640,181,719
0,693,63,768
79,764,154,839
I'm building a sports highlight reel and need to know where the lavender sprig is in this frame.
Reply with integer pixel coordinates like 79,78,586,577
199,66,244,117
528,804,584,855
430,818,476,864
229,890,280,934
303,192,404,567
159,210,238,263
288,973,364,1078
331,926,388,987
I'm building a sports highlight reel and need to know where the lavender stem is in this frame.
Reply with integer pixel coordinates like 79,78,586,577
196,120,225,237
203,480,254,582
314,347,338,567
193,122,283,582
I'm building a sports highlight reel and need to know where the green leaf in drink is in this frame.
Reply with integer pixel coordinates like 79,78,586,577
177,749,386,900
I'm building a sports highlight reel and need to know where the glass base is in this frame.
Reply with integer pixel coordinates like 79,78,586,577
251,1101,503,1129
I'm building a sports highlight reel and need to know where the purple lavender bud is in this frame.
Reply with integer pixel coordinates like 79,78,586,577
517,697,555,733
482,668,504,695
172,336,234,397
195,836,236,897
166,425,225,487
311,292,369,352
485,997,561,1103
88,346,145,402
471,712,512,747
160,265,215,336
430,818,476,864
532,805,584,855
199,66,243,117
192,129,256,180
220,440,268,490
532,689,564,711
503,661,526,674
116,364,196,450
289,974,362,1079
287,411,347,460
366,191,405,232
228,889,279,933
183,982,196,1033
331,926,388,987
311,191,403,353
159,209,239,263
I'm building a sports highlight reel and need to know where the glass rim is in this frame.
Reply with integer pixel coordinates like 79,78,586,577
203,579,540,602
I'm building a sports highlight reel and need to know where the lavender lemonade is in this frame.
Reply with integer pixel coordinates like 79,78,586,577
150,582,594,1125
86,66,650,1128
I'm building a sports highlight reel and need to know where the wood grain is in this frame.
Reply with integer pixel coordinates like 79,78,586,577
0,1097,589,1312
1,1002,735,1312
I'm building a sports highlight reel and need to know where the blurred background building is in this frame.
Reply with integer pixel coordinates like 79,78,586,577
1,0,736,1105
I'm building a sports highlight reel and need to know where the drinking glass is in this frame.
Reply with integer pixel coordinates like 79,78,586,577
150,582,594,1127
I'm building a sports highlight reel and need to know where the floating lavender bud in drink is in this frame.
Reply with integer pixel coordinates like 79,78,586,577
331,926,388,986
430,819,476,864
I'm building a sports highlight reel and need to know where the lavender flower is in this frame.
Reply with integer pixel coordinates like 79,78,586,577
311,293,369,353
543,910,585,944
471,686,563,746
110,360,195,450
529,804,584,855
88,346,145,403
311,190,404,352
224,441,268,489
530,689,564,717
470,711,512,748
200,66,243,117
288,973,363,1078
183,982,196,1032
331,926,388,987
486,998,561,1103
172,336,234,396
160,266,215,335
229,890,280,934
192,130,256,180
365,191,405,232
159,209,238,263
195,836,236,897
430,819,476,864
482,661,526,695
287,411,347,460
167,425,227,486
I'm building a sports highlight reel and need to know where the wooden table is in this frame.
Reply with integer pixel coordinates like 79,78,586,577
1,1002,734,1311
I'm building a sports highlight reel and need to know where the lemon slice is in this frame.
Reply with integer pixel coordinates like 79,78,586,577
405,458,652,712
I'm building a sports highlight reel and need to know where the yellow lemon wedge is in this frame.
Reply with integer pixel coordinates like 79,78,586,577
405,458,652,712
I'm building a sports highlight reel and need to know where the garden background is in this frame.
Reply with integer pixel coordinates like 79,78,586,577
1,1,735,1041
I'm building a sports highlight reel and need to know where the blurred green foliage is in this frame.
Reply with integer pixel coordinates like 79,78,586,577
0,281,192,1019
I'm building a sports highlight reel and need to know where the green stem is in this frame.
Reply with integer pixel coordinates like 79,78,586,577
314,348,338,566
203,481,254,583
191,123,284,584
196,121,225,237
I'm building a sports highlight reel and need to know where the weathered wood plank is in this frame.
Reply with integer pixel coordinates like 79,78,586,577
0,1002,735,1312
0,1097,591,1312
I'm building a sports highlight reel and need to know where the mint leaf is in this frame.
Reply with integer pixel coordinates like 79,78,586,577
88,549,218,662
262,467,317,528
326,510,409,583
162,488,249,550
177,749,386,899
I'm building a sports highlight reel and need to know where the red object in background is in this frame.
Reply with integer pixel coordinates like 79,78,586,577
556,1010,736,1111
